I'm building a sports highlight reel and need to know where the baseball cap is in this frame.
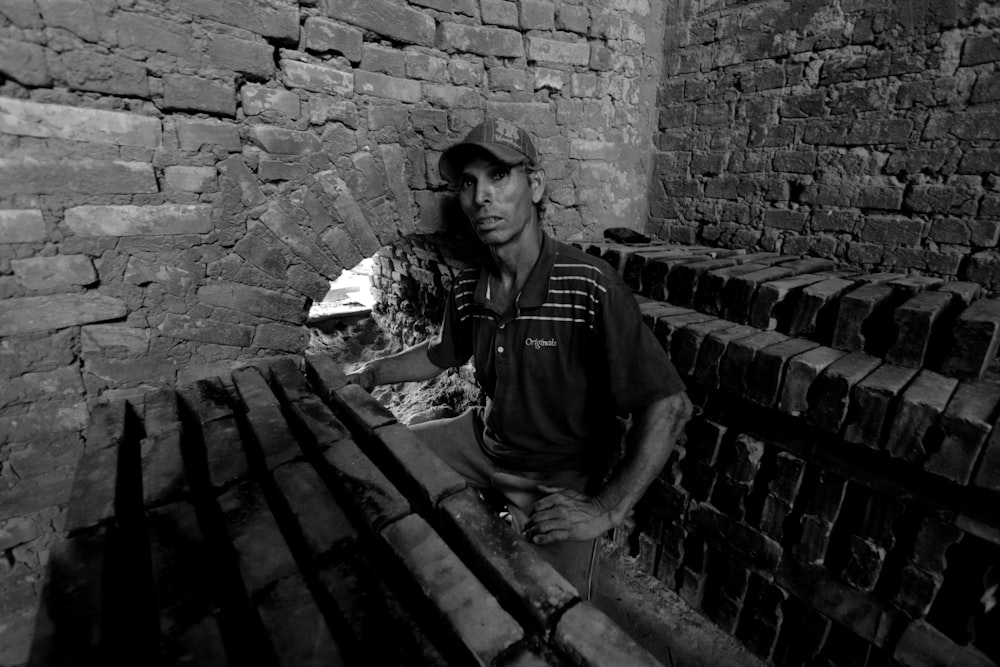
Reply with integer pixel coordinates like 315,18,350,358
438,118,539,182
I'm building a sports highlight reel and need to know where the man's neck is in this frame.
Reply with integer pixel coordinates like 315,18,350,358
489,223,543,292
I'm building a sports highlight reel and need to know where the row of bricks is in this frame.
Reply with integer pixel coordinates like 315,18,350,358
55,354,662,666
636,296,1000,490
304,354,663,666
629,409,997,664
579,240,1000,382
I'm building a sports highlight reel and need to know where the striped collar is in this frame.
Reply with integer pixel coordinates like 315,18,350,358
473,232,558,309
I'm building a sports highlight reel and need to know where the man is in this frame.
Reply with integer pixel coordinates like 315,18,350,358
347,118,692,599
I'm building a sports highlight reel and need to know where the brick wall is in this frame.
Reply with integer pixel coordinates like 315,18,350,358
0,1,664,661
650,0,1000,289
582,238,1000,667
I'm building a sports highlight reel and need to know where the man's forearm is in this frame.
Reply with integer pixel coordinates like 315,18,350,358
352,340,447,388
594,391,693,525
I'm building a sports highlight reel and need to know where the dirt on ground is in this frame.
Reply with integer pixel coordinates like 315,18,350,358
306,314,481,425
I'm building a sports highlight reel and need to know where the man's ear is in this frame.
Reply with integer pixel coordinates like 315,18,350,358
529,168,545,204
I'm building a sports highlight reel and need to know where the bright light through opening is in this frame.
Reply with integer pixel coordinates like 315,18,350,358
308,257,376,323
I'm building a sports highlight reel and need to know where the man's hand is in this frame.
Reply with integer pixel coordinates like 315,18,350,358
523,485,617,545
345,363,377,392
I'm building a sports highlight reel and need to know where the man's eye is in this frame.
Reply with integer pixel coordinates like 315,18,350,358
459,177,475,189
493,169,509,181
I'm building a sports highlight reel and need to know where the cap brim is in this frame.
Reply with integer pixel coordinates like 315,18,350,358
439,143,529,182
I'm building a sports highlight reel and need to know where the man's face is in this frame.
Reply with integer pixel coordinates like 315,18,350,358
457,153,544,248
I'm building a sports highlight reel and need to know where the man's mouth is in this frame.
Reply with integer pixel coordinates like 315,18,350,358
475,216,503,226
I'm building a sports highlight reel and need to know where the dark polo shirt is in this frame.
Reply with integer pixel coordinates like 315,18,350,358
427,234,685,473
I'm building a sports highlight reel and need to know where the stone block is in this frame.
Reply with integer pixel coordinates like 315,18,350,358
439,488,576,630
746,337,820,408
324,0,436,46
232,366,301,471
65,445,118,533
779,346,849,417
925,381,1000,484
666,257,740,307
749,273,831,331
256,573,344,667
939,298,1000,380
163,166,217,193
253,323,310,353
0,294,127,336
842,364,920,449
177,378,249,489
892,565,942,618
690,503,782,570
884,291,952,368
482,0,518,26
372,423,466,506
173,0,298,40
177,119,241,152
894,620,997,667
692,324,760,389
303,16,363,61
58,50,149,96
0,97,161,148
141,389,189,507
0,37,49,86
885,370,959,463
554,602,662,667
207,34,273,79
330,383,397,438
324,438,410,530
807,352,882,434
382,514,523,662
159,314,254,347
526,36,589,65
273,461,357,559
250,126,321,155
198,282,308,324
830,282,895,353
671,318,737,377
217,481,298,596
163,75,236,116
0,208,45,243
841,535,886,592
788,277,859,340
910,517,963,574
0,158,156,196
282,60,353,95
304,354,349,400
315,171,382,254
973,419,1000,493
638,251,713,299
436,22,524,57
257,204,342,278
11,255,96,290
653,311,714,350
719,331,789,399
354,70,422,103
65,204,213,237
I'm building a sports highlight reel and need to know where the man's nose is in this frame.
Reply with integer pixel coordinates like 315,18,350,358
474,180,493,206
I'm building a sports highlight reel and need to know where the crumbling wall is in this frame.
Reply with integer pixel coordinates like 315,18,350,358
0,1,666,661
651,0,1000,287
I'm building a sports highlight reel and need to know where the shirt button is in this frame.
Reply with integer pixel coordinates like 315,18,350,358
499,323,505,329
497,346,505,353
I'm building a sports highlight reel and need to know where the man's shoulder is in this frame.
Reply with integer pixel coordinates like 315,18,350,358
550,239,622,288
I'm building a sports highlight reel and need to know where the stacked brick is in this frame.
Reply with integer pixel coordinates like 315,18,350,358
30,354,664,667
577,237,1000,667
651,0,1000,290
0,1,662,658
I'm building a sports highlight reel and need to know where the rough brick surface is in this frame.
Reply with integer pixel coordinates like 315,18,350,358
842,364,920,449
382,514,523,663
555,602,663,667
939,298,1000,380
885,370,959,463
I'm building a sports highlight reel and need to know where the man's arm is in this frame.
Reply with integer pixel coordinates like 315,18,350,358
524,390,693,544
347,340,448,391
